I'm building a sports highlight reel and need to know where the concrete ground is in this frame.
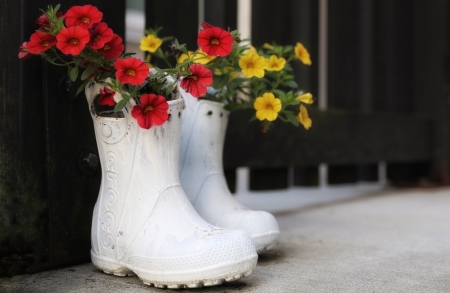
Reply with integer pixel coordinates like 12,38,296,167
1,187,450,292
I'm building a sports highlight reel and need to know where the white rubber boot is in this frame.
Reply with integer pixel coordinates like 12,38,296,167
85,81,257,289
179,88,280,254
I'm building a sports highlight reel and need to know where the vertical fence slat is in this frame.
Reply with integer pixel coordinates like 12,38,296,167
145,0,199,50
413,0,448,182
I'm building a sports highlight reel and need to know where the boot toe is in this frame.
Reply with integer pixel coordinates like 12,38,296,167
125,229,257,287
233,210,280,253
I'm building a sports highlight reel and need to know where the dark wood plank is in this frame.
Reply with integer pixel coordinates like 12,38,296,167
145,0,199,50
0,0,48,276
204,0,237,29
413,0,449,182
41,0,125,269
224,108,432,169
293,166,319,186
0,0,125,276
249,168,289,191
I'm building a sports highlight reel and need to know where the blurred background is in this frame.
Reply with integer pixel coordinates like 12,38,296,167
1,0,449,277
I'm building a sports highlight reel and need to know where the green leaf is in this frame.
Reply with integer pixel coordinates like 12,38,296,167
272,89,286,99
81,67,97,81
114,98,128,113
161,36,174,43
213,74,229,89
284,111,299,126
121,52,136,58
283,80,298,88
134,80,149,91
69,66,78,81
76,78,91,95
282,45,293,53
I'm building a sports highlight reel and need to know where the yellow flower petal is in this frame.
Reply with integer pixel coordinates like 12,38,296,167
266,111,278,121
192,49,216,64
296,104,312,129
253,93,282,122
256,109,267,121
177,51,192,64
294,42,311,66
295,92,314,104
272,99,282,112
140,34,162,53
265,55,286,71
239,51,267,78
254,97,266,110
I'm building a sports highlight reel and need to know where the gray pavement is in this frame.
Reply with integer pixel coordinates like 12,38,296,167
1,187,450,292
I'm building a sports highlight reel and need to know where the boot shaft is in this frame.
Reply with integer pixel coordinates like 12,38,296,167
180,89,229,183
86,81,184,259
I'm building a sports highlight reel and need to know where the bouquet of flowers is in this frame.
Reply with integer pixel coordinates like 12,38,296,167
141,22,314,131
19,4,313,132
18,4,197,130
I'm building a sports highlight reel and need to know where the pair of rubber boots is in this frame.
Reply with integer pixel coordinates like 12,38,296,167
85,81,279,289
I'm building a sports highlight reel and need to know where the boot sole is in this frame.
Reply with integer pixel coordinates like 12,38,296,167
253,232,280,254
91,250,257,289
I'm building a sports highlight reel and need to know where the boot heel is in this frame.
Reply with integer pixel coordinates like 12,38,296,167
91,251,136,277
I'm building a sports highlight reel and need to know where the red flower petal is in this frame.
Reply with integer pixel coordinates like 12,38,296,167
99,34,124,59
88,22,113,49
18,42,31,59
98,87,115,106
131,94,169,129
180,78,208,97
56,27,90,55
65,5,103,29
197,27,233,57
113,58,149,86
27,32,57,54
180,64,212,98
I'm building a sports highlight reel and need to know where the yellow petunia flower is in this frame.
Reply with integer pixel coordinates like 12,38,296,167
296,104,312,130
178,49,215,65
265,55,286,71
295,92,313,104
254,92,282,121
140,34,162,53
294,42,311,65
239,51,266,78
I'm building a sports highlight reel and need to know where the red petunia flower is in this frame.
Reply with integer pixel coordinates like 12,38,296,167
98,87,115,106
64,5,103,29
36,12,63,30
27,31,57,54
88,22,113,49
197,24,234,57
56,27,90,55
18,42,31,59
180,64,213,98
114,58,149,86
131,94,169,129
99,34,124,59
